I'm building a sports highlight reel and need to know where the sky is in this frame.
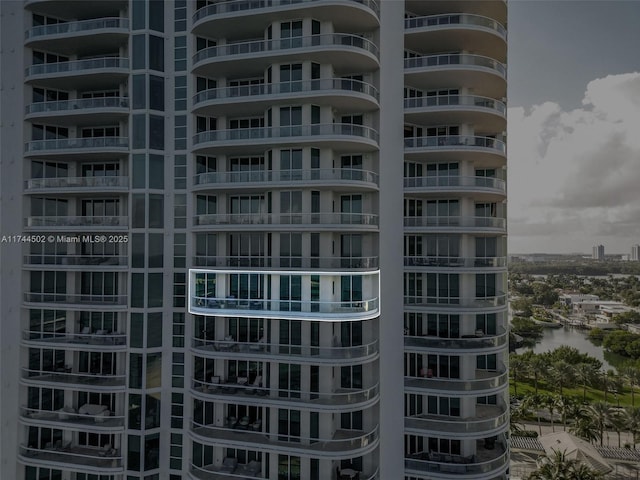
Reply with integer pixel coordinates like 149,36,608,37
507,0,640,254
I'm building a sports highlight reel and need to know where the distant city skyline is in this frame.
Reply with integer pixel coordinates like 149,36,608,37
508,1,640,254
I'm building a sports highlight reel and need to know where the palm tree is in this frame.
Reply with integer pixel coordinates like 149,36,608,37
510,353,528,397
527,449,603,479
541,394,558,433
588,401,613,447
569,414,601,445
556,396,576,432
574,363,596,402
551,360,576,397
625,406,640,449
524,394,544,435
528,354,548,395
609,410,627,448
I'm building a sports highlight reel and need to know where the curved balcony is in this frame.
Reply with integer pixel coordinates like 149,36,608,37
403,136,506,166
24,137,129,157
404,94,506,132
20,406,125,430
25,97,129,124
404,0,507,26
193,255,379,270
24,254,128,270
192,337,378,364
404,175,505,199
189,464,379,480
193,124,378,155
192,34,378,78
190,421,378,458
190,296,379,322
18,445,123,474
405,404,508,437
21,368,126,392
405,14,506,60
25,57,129,89
25,176,129,192
405,443,508,480
193,0,379,37
194,168,378,192
193,78,378,116
25,18,129,56
404,294,506,313
403,216,506,234
404,54,506,98
404,330,508,353
23,292,128,310
404,365,508,395
404,256,507,271
25,216,129,231
192,379,379,411
24,1,127,17
22,330,127,351
193,213,378,232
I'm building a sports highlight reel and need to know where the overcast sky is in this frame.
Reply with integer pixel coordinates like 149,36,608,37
507,0,640,254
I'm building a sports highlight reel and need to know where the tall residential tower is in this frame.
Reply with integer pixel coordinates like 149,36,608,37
0,1,508,479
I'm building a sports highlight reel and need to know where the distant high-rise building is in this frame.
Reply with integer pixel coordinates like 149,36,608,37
632,245,640,261
593,244,605,260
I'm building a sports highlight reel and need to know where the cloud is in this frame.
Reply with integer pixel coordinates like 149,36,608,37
508,72,640,253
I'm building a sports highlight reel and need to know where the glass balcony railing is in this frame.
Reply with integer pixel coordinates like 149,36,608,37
193,124,379,145
404,94,505,115
404,330,508,350
404,365,508,392
404,53,506,77
193,0,379,22
22,330,127,347
25,17,129,39
24,254,128,267
195,168,378,186
193,34,378,64
403,256,507,268
194,78,378,104
21,368,126,388
191,296,379,316
404,294,507,308
25,57,129,77
403,135,505,153
21,406,125,428
405,13,506,38
194,213,378,227
25,137,129,153
190,463,379,480
23,293,128,306
19,445,122,470
25,216,128,227
404,175,505,191
26,97,129,115
192,337,378,360
405,406,508,435
26,176,129,189
403,216,506,229
192,256,379,269
192,378,379,407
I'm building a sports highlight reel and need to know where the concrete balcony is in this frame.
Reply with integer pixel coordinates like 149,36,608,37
403,175,505,198
405,438,509,479
403,216,506,234
192,337,378,365
25,57,129,89
193,78,378,116
403,294,506,313
24,137,129,157
25,17,129,56
190,463,379,480
404,54,506,98
404,365,508,396
192,255,379,270
25,97,129,125
23,292,128,310
404,330,508,353
24,216,129,230
192,0,379,37
21,368,126,392
192,379,379,411
20,406,125,431
24,254,128,270
193,213,378,232
192,124,378,155
403,136,506,167
190,421,378,458
404,404,508,438
25,175,129,192
194,168,378,191
22,330,127,351
192,34,378,78
403,256,506,271
18,444,123,474
404,94,506,132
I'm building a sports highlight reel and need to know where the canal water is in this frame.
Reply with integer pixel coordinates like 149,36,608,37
516,326,628,371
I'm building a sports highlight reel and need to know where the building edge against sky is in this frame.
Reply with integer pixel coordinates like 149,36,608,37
0,1,508,479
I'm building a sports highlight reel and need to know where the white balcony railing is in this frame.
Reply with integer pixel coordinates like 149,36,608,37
404,53,506,77
26,97,129,115
404,135,505,153
25,17,129,39
26,57,129,77
404,94,506,115
192,256,378,269
25,137,129,153
26,176,128,190
22,330,127,347
403,256,507,268
404,175,505,191
194,213,378,227
195,168,378,186
24,292,127,305
403,294,507,308
405,13,506,38
403,216,506,229
25,216,128,228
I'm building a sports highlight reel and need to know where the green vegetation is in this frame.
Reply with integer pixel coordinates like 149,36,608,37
527,449,604,479
511,317,543,342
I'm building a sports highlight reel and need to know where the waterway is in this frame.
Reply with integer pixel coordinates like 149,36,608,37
516,326,629,371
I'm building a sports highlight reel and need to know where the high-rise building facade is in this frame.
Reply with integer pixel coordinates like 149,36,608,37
0,1,508,479
593,244,605,260
631,245,640,261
